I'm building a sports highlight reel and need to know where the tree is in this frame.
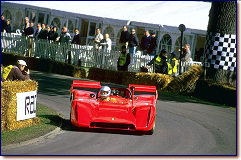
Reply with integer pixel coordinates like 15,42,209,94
204,1,236,86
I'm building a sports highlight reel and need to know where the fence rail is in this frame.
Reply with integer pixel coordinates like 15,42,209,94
1,32,202,74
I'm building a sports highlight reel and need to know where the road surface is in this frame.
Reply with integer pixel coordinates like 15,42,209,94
2,71,236,155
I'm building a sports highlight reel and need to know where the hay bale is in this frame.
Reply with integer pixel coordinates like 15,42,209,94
1,80,40,131
165,65,204,93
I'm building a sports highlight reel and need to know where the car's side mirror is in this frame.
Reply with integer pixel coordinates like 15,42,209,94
90,93,95,98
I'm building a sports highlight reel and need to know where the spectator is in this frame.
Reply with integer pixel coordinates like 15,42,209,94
1,60,30,81
140,30,151,55
46,26,51,40
117,45,130,72
72,28,81,45
5,19,11,33
128,28,139,65
93,28,103,50
119,25,130,50
48,26,58,42
148,32,158,59
99,33,112,52
25,22,34,37
23,17,30,36
147,49,168,74
1,15,7,32
182,44,192,63
167,51,178,76
38,23,48,39
59,26,71,44
34,23,42,39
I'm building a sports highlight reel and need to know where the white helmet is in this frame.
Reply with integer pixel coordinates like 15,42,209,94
17,60,27,66
100,86,111,98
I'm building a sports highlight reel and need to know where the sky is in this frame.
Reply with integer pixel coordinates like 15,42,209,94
7,1,211,30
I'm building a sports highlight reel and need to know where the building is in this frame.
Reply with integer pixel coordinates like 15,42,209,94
1,1,206,61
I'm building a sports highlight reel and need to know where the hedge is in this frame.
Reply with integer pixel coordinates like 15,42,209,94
1,52,86,79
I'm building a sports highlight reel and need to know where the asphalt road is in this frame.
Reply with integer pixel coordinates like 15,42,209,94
2,71,237,155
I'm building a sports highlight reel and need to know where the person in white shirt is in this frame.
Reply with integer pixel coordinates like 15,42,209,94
100,33,112,52
93,28,103,50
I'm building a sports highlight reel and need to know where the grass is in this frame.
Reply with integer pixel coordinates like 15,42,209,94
1,103,62,146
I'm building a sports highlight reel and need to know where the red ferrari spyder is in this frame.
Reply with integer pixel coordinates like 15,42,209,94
70,80,157,134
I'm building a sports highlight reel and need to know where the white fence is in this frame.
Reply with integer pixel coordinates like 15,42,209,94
1,32,202,74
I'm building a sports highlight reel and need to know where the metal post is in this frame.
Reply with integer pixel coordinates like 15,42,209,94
178,24,186,75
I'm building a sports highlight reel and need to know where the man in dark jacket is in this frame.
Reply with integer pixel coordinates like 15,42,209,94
38,23,48,39
72,28,81,45
48,26,58,41
140,30,151,55
5,19,11,33
1,15,7,32
117,45,130,71
25,22,34,37
148,32,159,59
2,60,30,81
128,28,139,65
147,49,168,74
119,25,130,50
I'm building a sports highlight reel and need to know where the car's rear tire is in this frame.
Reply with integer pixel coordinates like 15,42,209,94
146,121,155,135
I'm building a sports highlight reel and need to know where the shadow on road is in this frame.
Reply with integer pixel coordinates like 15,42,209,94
39,114,147,136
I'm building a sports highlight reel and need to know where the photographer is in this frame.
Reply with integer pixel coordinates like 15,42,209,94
2,60,30,81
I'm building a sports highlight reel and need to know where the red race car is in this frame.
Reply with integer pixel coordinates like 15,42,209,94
70,80,157,134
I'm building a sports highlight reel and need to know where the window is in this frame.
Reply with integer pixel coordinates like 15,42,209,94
68,20,74,33
103,26,114,41
160,34,172,54
30,11,36,23
89,22,96,36
15,10,23,30
51,17,61,30
174,36,188,59
2,10,12,21
38,13,45,24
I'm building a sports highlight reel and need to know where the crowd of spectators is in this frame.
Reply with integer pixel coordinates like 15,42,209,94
1,16,192,75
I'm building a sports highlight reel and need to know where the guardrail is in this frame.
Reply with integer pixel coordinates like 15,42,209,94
1,32,202,74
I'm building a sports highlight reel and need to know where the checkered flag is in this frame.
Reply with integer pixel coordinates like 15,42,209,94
204,32,236,71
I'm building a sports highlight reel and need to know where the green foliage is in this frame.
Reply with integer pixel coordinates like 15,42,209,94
1,52,86,78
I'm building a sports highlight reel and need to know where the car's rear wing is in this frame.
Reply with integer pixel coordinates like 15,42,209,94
71,80,101,93
129,84,157,97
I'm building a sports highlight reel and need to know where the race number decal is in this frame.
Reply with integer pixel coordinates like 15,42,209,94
17,91,37,121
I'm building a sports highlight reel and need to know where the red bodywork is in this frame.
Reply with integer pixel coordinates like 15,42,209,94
70,80,157,132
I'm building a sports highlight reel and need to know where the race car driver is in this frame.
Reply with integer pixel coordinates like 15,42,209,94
98,86,117,103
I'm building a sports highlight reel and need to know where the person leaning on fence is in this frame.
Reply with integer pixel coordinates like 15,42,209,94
38,24,48,40
167,51,178,76
147,49,168,74
1,60,30,81
23,17,30,36
148,32,158,59
48,26,59,42
140,30,151,55
25,22,34,37
119,25,130,50
58,26,71,44
5,19,11,33
1,15,7,32
128,28,139,65
72,28,81,45
99,33,112,52
117,45,130,72
93,28,103,51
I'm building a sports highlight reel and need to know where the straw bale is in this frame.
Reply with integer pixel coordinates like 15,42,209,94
1,80,40,131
